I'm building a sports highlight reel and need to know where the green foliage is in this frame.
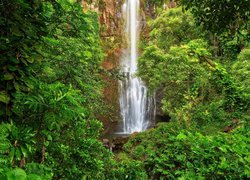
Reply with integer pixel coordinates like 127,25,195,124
0,0,116,179
180,0,250,59
1,0,249,179
147,0,170,7
3,168,27,180
123,122,250,179
6,124,35,167
147,7,203,50
13,80,88,130
192,101,226,125
107,158,148,180
25,163,53,179
140,38,221,125
0,164,52,180
139,6,249,129
46,119,113,179
181,0,250,34
0,0,48,120
232,47,250,94
0,123,35,167
138,8,206,97
135,4,250,179
0,124,11,166
0,91,10,104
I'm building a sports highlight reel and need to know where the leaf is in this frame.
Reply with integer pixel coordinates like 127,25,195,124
6,168,27,180
43,37,60,45
186,161,193,168
20,146,28,158
0,91,10,103
13,82,20,91
47,135,52,141
219,157,229,169
12,27,23,37
8,65,18,72
20,58,28,66
219,146,228,153
83,51,92,59
9,148,15,163
3,73,14,80
27,56,35,63
9,57,19,64
177,133,187,140
26,144,32,152
176,155,185,161
27,174,42,180
15,148,21,160
44,141,49,147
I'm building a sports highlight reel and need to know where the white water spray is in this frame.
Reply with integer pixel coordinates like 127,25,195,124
118,0,156,134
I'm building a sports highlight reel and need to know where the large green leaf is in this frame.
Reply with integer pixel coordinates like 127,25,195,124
20,146,28,158
0,91,10,103
3,73,13,80
6,168,27,180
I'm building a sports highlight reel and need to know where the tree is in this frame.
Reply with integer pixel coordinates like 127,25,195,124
0,0,113,178
0,0,48,121
181,0,250,34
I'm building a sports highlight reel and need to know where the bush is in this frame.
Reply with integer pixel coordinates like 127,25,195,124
123,122,250,179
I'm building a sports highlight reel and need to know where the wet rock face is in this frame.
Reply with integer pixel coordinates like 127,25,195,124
99,48,122,136
99,0,123,38
81,0,123,38
81,0,124,136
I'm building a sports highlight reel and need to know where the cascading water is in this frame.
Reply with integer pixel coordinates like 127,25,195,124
118,0,156,134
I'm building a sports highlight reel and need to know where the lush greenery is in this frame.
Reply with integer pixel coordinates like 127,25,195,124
0,0,130,179
139,7,249,128
0,0,249,179
123,122,249,179
130,2,250,179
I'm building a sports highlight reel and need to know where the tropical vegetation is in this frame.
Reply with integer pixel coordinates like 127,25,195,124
0,0,249,179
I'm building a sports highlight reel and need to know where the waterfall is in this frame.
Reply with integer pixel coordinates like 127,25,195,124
118,0,156,134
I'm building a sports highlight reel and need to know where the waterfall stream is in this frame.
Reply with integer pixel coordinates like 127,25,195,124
118,0,156,134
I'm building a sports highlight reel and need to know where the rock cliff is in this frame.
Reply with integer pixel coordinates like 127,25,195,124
82,0,123,40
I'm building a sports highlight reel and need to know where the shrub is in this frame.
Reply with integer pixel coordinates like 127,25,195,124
123,122,250,179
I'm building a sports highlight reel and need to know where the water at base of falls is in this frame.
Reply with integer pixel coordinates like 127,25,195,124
118,0,156,134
